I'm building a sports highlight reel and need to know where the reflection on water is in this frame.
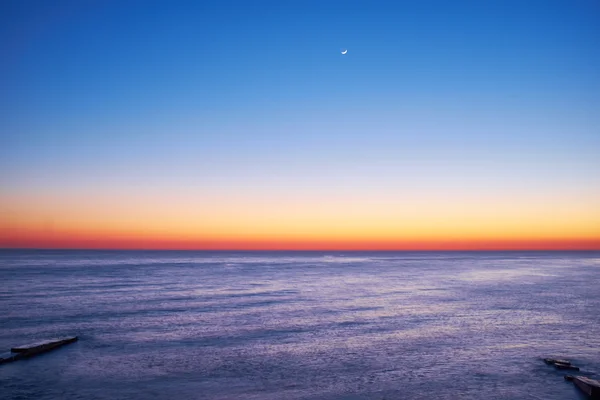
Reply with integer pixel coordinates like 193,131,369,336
0,251,599,400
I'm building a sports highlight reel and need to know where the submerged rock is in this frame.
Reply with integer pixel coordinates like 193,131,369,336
553,362,579,371
544,358,571,365
0,352,22,364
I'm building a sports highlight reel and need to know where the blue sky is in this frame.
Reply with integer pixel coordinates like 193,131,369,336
1,0,599,249
2,1,599,179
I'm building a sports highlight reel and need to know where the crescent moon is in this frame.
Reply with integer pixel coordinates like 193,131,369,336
341,49,347,55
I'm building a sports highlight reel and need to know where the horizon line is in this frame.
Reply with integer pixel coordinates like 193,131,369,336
2,247,600,252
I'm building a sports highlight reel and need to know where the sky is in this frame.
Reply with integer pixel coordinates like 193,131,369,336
1,0,599,250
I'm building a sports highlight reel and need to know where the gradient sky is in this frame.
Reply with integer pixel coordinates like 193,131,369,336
1,0,599,250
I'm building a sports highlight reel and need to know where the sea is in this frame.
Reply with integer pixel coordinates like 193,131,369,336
0,250,598,400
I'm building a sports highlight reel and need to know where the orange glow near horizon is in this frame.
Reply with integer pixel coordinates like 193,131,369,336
2,186,600,250
2,230,600,251
3,219,600,251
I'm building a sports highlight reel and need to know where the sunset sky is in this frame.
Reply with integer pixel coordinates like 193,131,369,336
1,0,599,250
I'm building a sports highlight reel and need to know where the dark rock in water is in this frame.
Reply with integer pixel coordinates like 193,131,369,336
10,336,78,356
571,376,600,399
544,358,571,365
564,375,575,381
542,357,580,370
553,362,579,371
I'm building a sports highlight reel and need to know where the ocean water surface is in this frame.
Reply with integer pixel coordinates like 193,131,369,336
0,250,599,399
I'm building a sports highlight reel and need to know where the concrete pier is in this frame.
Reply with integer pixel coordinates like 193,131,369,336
572,376,600,399
10,336,78,355
1,336,78,365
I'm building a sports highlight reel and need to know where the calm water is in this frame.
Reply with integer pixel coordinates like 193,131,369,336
0,251,599,400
